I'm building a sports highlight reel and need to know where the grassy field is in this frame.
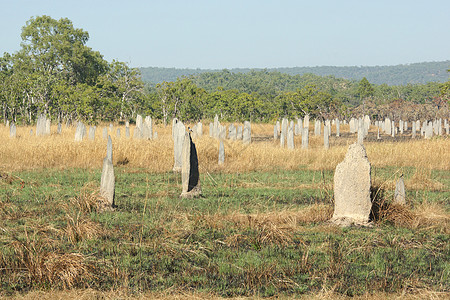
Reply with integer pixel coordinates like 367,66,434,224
0,123,449,299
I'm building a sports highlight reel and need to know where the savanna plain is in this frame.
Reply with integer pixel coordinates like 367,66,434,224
0,123,449,299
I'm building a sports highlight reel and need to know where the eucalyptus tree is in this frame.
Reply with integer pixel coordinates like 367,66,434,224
357,77,374,114
0,53,15,122
1,15,147,124
99,60,145,121
16,15,108,117
155,77,207,125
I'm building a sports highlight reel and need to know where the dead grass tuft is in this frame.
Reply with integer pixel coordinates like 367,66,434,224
296,204,334,223
371,189,449,232
69,182,102,213
376,202,416,227
412,201,450,233
251,216,294,246
64,213,103,243
9,231,94,289
68,182,113,213
40,252,93,288
61,183,105,243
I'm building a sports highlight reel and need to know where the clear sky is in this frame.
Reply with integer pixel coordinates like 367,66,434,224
1,0,449,69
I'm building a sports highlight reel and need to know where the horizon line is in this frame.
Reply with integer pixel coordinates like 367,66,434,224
136,60,450,70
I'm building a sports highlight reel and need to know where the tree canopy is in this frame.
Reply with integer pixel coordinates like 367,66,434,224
0,16,145,124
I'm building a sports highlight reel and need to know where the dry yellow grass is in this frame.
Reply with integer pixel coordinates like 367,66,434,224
365,139,450,171
4,289,449,300
212,204,333,232
412,201,450,233
9,236,93,289
370,195,449,233
1,123,448,173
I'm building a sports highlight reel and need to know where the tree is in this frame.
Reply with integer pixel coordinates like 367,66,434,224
297,84,334,119
15,15,108,119
0,53,15,122
439,69,450,105
0,15,150,124
155,77,205,125
20,15,107,85
357,77,374,114
98,60,145,120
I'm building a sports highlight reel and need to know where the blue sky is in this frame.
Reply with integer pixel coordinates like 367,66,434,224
1,0,449,69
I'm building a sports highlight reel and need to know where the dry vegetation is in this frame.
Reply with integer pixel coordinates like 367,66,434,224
1,122,449,299
1,123,449,172
3,288,450,300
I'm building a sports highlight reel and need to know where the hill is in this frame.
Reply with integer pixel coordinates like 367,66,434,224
140,61,449,85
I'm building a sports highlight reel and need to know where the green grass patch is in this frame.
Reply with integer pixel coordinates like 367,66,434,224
0,167,448,297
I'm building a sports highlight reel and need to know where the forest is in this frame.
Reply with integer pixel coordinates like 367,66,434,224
1,16,449,125
140,61,450,86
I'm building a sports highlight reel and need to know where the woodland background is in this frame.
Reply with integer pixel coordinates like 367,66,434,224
1,16,449,126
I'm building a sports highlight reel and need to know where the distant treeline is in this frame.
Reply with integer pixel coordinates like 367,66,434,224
140,61,450,86
144,71,448,124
